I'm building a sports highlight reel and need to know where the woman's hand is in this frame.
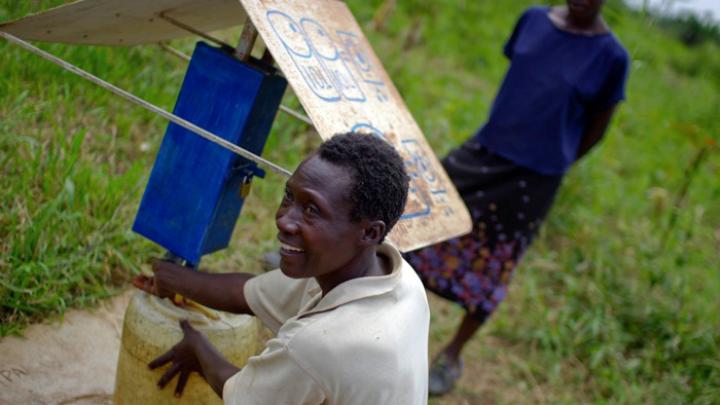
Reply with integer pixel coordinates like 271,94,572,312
150,320,205,397
131,259,182,299
133,259,256,316
150,319,241,398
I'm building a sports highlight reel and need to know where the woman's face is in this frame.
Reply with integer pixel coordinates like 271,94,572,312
275,154,367,281
566,0,605,20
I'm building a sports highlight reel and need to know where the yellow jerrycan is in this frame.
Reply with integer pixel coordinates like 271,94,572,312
114,291,265,404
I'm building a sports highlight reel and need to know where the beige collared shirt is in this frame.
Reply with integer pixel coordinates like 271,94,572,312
223,242,430,405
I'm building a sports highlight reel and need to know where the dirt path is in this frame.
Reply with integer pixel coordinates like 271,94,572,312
0,291,132,405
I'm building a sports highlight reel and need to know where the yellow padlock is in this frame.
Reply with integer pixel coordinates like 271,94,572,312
240,178,252,198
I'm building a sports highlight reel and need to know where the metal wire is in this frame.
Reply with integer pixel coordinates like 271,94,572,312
158,41,191,61
279,104,314,126
0,31,292,177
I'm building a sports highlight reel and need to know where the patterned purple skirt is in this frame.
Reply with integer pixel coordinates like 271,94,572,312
404,141,563,321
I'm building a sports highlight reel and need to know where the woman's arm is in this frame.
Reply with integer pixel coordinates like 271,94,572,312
132,260,255,314
576,105,617,160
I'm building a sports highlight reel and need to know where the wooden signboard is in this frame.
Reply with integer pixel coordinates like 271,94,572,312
241,0,472,251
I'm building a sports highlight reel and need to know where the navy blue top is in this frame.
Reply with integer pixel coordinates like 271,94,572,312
473,6,630,175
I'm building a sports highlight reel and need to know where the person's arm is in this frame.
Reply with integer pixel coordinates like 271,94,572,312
151,320,239,398
132,259,254,314
575,104,617,160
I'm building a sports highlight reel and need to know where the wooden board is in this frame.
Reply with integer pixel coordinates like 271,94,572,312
0,0,246,45
241,0,472,251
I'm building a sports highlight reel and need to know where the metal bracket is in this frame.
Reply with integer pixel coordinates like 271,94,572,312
163,250,197,269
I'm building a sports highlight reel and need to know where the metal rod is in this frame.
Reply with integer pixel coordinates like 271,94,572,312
0,31,292,177
158,13,233,49
158,42,190,62
280,105,314,126
235,16,258,61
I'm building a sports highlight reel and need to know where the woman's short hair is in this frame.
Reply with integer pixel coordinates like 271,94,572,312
318,132,409,239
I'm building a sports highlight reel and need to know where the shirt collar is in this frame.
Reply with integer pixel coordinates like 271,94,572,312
298,242,403,317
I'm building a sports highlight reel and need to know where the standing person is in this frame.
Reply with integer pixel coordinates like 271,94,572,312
133,133,430,404
404,0,630,395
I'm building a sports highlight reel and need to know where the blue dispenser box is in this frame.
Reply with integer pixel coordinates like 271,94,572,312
133,42,287,266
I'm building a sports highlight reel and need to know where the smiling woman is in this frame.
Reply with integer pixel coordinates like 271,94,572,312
276,133,409,293
132,132,431,404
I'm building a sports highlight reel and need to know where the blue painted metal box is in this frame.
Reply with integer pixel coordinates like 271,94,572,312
133,42,287,265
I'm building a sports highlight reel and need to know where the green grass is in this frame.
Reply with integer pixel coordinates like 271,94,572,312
1,0,718,402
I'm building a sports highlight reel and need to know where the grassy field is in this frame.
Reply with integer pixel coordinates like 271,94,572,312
1,0,718,403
